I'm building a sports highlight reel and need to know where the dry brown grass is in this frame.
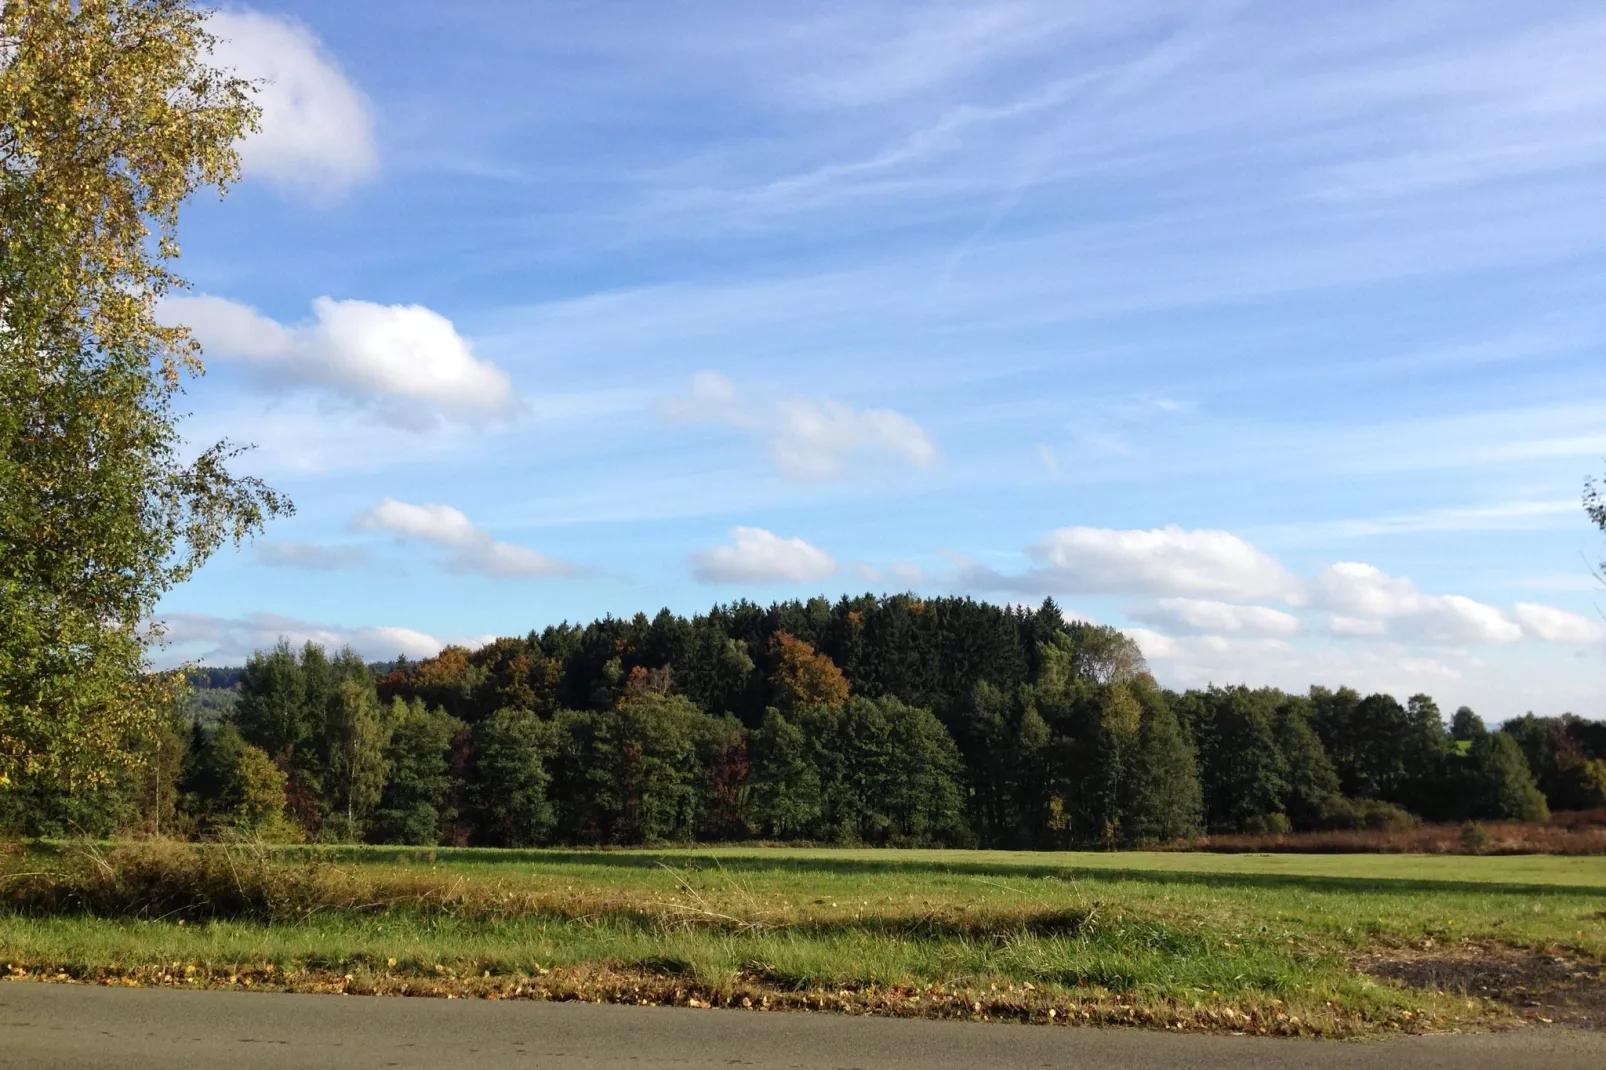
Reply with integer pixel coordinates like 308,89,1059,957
1185,818,1606,855
0,842,693,926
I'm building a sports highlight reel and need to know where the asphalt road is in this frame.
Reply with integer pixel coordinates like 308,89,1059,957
1,982,1603,1070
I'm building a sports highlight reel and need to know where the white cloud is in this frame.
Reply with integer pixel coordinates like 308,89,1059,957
1314,562,1419,616
210,10,378,199
254,542,369,571
1127,626,1464,695
1125,627,1178,661
1314,563,1523,645
854,560,928,588
663,372,936,481
160,612,450,665
354,499,570,577
1328,614,1386,638
690,527,838,583
1142,598,1301,637
166,295,516,428
1511,602,1606,644
1022,525,1303,602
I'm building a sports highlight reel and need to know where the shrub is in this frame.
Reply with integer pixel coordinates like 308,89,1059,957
1316,797,1418,832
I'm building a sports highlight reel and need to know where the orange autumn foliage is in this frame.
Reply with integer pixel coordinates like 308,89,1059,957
771,633,850,712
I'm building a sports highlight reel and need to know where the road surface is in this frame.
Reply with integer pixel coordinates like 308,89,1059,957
1,982,1602,1069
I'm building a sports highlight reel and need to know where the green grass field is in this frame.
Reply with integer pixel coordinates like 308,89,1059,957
3,844,1603,1035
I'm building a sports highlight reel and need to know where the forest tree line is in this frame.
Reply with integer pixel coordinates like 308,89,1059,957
5,596,1603,846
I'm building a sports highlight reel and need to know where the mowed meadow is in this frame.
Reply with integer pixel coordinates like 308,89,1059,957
3,842,1604,1035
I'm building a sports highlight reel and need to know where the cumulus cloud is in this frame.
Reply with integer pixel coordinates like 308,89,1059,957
161,611,452,664
663,372,936,481
210,10,378,199
1127,625,1465,695
355,499,571,577
690,527,838,583
1314,563,1522,645
254,542,369,571
968,525,1303,603
165,295,516,428
1127,628,1294,665
1140,598,1301,637
1511,602,1606,644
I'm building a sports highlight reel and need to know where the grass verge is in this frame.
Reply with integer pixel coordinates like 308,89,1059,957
4,842,1604,1036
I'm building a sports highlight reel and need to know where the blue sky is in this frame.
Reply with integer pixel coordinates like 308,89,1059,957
158,1,1606,718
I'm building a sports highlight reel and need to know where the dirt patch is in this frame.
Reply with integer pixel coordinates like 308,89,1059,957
1357,943,1606,1028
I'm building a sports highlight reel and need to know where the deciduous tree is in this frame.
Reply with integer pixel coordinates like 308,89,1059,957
0,0,288,787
